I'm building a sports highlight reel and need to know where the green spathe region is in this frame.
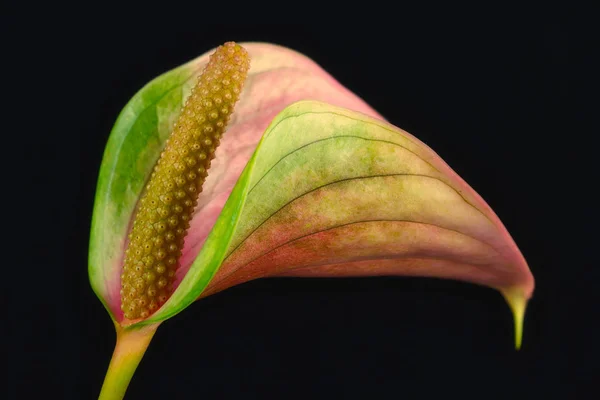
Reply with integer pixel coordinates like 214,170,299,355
89,57,202,319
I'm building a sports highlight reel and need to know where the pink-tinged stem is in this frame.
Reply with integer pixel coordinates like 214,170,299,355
98,323,159,400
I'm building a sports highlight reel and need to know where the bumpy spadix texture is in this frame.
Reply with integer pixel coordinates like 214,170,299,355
120,42,250,320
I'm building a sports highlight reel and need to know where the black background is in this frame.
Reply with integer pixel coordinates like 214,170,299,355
4,14,596,400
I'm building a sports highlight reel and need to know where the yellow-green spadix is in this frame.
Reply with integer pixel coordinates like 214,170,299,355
120,41,250,321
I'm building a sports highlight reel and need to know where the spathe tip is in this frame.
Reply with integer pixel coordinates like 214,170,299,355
501,287,529,350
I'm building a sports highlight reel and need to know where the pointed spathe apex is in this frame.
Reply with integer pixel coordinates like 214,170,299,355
501,287,530,350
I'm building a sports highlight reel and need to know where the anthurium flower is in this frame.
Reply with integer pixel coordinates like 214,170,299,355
89,42,534,400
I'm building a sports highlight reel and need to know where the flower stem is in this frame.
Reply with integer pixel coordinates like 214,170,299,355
98,322,159,400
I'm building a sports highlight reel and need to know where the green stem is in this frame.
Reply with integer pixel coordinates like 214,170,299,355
98,322,159,400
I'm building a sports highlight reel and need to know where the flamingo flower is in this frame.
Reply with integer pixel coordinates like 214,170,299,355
89,42,534,400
